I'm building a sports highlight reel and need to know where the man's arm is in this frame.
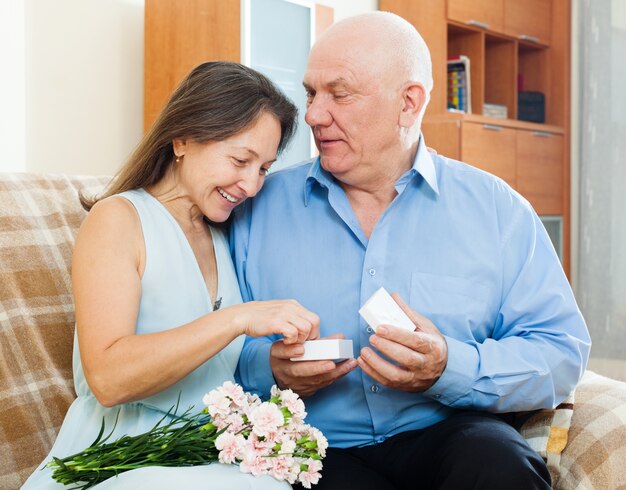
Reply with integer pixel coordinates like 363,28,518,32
231,202,357,398
358,202,591,412
230,203,278,398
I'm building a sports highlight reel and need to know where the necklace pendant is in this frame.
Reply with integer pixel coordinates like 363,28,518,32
213,297,222,311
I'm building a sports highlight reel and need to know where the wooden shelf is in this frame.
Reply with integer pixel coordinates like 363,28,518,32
424,112,564,133
484,33,516,118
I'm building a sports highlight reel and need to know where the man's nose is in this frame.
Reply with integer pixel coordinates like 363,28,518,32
305,96,331,127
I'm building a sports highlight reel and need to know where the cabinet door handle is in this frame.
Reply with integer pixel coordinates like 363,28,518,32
467,19,490,30
532,131,552,138
519,34,540,43
483,124,503,131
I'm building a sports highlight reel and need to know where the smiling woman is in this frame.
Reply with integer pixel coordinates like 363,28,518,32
153,111,282,224
21,61,321,490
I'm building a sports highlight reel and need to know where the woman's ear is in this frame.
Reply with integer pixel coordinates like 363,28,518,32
399,82,427,128
172,138,188,158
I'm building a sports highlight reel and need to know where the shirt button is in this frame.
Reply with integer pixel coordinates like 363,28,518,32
368,268,376,276
370,385,379,393
366,326,374,334
376,436,385,443
434,394,442,399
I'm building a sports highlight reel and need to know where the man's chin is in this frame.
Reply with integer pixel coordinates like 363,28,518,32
319,155,351,174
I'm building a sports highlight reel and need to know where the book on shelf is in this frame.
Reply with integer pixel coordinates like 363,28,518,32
447,55,471,114
483,102,508,119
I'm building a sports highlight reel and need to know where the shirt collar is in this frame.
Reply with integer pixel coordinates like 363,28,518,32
408,135,439,195
304,158,331,206
303,134,439,206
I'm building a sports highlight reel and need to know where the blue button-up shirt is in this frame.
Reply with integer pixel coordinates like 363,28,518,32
230,138,591,448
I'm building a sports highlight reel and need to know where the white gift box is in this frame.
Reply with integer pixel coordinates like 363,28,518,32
290,339,354,361
359,287,415,332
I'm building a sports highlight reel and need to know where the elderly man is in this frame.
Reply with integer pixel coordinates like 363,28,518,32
231,11,590,490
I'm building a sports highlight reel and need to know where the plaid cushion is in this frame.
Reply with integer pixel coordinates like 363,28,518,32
0,173,109,488
557,371,626,489
518,370,626,489
519,392,575,486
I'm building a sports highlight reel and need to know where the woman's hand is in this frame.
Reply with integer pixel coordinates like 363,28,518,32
230,300,320,344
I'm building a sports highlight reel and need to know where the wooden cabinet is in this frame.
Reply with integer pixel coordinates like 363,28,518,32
516,131,563,214
447,0,503,32
447,0,551,45
422,119,564,213
461,123,517,187
383,0,572,273
504,0,552,44
144,0,241,131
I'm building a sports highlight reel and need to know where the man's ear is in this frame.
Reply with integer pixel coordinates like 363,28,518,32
172,138,188,158
398,82,427,128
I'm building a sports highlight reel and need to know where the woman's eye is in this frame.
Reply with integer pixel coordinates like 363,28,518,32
260,167,270,176
232,157,247,166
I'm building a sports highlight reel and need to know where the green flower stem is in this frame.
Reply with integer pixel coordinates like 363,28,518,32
47,408,221,489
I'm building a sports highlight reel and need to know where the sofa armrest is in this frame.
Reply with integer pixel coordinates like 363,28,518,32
0,172,109,488
518,370,626,488
556,370,626,489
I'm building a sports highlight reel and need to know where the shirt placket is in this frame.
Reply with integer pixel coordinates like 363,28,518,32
359,215,392,443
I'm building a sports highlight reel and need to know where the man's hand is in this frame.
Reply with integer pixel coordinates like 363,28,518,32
357,293,448,392
270,334,358,398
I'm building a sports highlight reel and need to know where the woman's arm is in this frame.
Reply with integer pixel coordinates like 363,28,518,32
73,197,318,407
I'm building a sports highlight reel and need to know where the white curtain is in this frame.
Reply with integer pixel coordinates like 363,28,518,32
576,0,626,380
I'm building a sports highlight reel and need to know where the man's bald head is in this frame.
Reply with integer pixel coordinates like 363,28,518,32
312,11,433,96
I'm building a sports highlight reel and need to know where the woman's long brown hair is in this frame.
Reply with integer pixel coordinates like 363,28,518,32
81,61,297,210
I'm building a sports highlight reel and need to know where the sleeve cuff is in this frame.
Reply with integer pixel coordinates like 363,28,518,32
239,340,276,399
423,335,479,406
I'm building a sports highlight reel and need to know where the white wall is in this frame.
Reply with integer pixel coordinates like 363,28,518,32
0,0,375,176
0,1,26,172
320,0,377,21
24,0,144,176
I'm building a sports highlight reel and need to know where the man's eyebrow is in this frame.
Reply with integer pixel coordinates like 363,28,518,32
302,77,349,91
327,77,349,88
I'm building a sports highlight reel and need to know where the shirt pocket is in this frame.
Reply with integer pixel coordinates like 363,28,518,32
409,271,493,341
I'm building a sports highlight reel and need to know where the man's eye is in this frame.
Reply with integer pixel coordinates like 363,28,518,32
334,93,348,99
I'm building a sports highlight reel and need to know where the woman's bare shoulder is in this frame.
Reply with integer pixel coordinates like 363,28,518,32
74,194,145,269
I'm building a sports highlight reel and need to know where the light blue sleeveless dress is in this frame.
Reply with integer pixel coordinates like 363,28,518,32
22,189,290,490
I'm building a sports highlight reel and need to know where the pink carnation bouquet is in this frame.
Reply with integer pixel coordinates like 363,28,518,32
48,382,328,489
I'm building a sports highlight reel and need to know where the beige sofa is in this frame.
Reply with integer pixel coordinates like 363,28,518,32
1,172,626,489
